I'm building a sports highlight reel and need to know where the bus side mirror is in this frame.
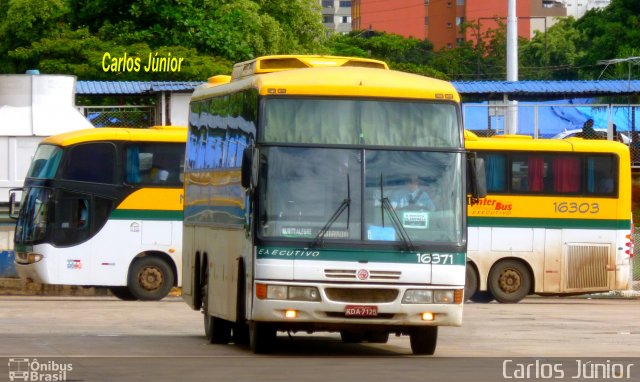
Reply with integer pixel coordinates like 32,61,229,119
241,147,258,189
8,188,22,220
467,153,487,199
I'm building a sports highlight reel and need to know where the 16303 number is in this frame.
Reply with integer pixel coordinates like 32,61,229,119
553,202,599,214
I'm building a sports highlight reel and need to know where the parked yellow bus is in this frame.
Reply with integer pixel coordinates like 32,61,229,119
182,55,485,355
465,132,633,303
10,126,186,300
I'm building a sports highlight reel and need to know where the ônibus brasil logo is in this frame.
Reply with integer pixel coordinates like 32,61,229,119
8,358,72,381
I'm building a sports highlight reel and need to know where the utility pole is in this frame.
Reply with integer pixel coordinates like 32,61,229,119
506,0,518,134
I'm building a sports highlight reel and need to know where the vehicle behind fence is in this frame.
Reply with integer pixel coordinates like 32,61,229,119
79,106,156,128
463,103,640,165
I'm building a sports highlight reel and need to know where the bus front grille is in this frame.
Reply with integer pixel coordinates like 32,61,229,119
324,288,399,303
324,269,401,280
565,244,609,291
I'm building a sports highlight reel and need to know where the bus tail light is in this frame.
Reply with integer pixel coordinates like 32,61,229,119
625,223,634,258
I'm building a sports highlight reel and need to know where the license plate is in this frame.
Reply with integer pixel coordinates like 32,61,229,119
345,305,378,317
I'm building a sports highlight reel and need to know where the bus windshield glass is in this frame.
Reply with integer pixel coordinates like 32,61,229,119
26,145,63,179
14,187,52,244
262,98,460,148
258,147,463,244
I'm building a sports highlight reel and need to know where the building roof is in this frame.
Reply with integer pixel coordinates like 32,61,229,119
75,80,640,96
450,80,640,96
76,81,203,95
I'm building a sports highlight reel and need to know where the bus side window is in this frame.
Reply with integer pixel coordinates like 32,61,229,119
52,191,91,246
586,155,616,195
480,153,506,193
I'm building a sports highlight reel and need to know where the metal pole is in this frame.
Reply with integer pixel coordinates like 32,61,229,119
506,0,518,134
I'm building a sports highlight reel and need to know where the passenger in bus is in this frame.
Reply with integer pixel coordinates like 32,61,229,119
581,119,598,139
152,168,170,183
391,175,436,211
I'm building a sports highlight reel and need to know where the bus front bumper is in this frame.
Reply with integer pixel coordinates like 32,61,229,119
14,251,55,284
251,281,463,332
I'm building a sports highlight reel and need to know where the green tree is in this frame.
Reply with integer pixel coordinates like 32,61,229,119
1,0,327,77
574,0,640,79
520,18,583,80
0,0,68,72
8,27,231,80
327,31,445,77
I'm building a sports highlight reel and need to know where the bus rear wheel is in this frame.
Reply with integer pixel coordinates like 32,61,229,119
128,256,174,301
488,260,531,303
464,263,478,301
409,326,438,355
108,286,138,301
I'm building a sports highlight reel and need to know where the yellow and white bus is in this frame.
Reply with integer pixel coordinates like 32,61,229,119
10,126,186,300
465,132,634,303
182,55,485,355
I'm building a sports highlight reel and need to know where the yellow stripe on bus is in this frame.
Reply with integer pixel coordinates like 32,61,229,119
116,188,183,211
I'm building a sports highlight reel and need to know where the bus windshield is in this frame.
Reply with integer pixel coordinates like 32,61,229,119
262,98,460,148
258,147,463,244
14,187,52,244
26,145,63,179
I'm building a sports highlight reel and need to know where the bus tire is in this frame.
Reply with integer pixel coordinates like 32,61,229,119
340,331,364,343
488,259,531,303
128,256,175,301
366,331,389,343
464,263,478,301
249,322,276,354
204,315,232,344
108,286,138,301
234,323,250,345
470,291,495,303
409,326,438,355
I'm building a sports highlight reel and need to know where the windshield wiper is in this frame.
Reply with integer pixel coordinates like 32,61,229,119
311,174,350,248
379,174,415,252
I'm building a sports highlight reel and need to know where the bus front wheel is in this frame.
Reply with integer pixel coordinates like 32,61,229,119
128,256,175,301
409,326,438,355
488,260,531,303
249,322,276,354
204,315,232,344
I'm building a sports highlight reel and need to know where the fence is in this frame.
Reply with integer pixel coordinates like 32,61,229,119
463,103,640,165
79,106,156,128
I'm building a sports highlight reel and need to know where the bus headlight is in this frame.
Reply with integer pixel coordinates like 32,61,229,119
434,290,455,304
288,286,320,301
402,290,433,304
402,289,460,304
262,284,321,301
267,285,288,300
27,253,43,264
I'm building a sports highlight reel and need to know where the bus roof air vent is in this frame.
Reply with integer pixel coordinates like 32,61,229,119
208,75,231,86
231,55,388,80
